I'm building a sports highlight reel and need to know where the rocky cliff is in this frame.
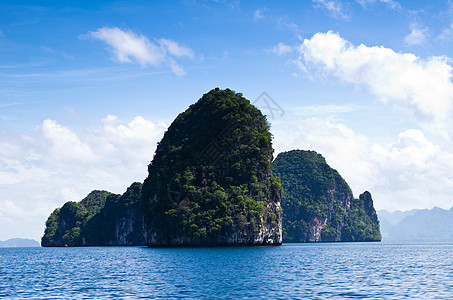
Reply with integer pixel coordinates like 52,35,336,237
41,89,382,247
141,88,282,246
81,182,145,246
272,150,381,242
41,183,145,247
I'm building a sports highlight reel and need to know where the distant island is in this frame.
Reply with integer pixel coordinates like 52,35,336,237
273,150,381,242
379,207,453,241
0,238,40,247
42,88,381,247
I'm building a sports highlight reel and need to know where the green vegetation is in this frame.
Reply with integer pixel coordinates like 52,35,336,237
81,182,144,245
41,183,144,247
272,150,381,242
41,190,113,246
342,191,381,241
142,88,282,245
41,88,381,247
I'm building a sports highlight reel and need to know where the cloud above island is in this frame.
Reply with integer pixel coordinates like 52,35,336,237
404,23,429,46
272,116,453,212
85,27,194,76
295,31,453,124
0,116,167,241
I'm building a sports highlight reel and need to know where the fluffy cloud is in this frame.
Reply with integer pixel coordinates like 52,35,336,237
273,117,377,196
272,117,453,212
296,31,453,123
3,112,453,240
404,23,428,46
41,119,95,162
370,129,453,210
86,27,194,76
0,116,166,241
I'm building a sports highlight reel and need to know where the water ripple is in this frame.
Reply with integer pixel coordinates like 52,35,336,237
1,242,453,299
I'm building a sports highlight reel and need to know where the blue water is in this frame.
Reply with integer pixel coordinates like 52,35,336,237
1,243,452,299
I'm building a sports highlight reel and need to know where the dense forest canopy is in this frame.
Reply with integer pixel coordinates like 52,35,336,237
42,183,144,246
141,88,282,245
272,150,380,242
42,89,381,247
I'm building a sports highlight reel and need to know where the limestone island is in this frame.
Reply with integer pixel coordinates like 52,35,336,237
42,88,380,247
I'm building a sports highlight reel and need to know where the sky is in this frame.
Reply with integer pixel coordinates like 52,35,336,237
1,0,453,241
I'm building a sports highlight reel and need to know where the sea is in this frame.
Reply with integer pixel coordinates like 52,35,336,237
1,242,452,299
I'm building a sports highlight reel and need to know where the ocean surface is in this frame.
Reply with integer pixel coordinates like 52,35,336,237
1,242,452,299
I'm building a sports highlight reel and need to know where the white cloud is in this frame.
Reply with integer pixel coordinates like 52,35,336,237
437,23,453,42
296,31,453,124
404,23,428,46
212,0,240,9
61,187,83,203
356,0,401,9
277,18,300,33
312,0,349,20
272,117,453,211
0,200,25,218
0,116,167,241
169,58,187,76
273,117,377,195
86,27,194,76
41,119,95,162
157,39,195,59
88,27,165,65
437,0,453,42
370,129,453,210
3,113,453,240
254,9,265,21
287,103,363,116
272,42,293,55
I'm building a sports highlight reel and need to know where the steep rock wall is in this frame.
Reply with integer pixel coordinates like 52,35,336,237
272,150,381,242
142,88,282,246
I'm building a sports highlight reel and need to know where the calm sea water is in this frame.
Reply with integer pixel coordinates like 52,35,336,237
1,242,452,299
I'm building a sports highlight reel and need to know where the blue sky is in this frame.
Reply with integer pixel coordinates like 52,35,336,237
1,0,453,241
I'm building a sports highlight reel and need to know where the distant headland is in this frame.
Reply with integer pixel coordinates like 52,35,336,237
0,238,40,247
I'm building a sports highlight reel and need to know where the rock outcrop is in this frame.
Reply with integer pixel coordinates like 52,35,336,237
41,89,382,247
141,88,282,246
81,182,145,246
272,150,381,242
41,183,145,247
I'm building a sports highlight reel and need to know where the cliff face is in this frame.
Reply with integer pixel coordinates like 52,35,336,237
142,88,282,246
41,183,145,247
272,150,381,242
41,89,381,247
81,182,145,246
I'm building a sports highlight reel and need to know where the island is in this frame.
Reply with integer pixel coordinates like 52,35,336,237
273,150,381,242
42,88,381,247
